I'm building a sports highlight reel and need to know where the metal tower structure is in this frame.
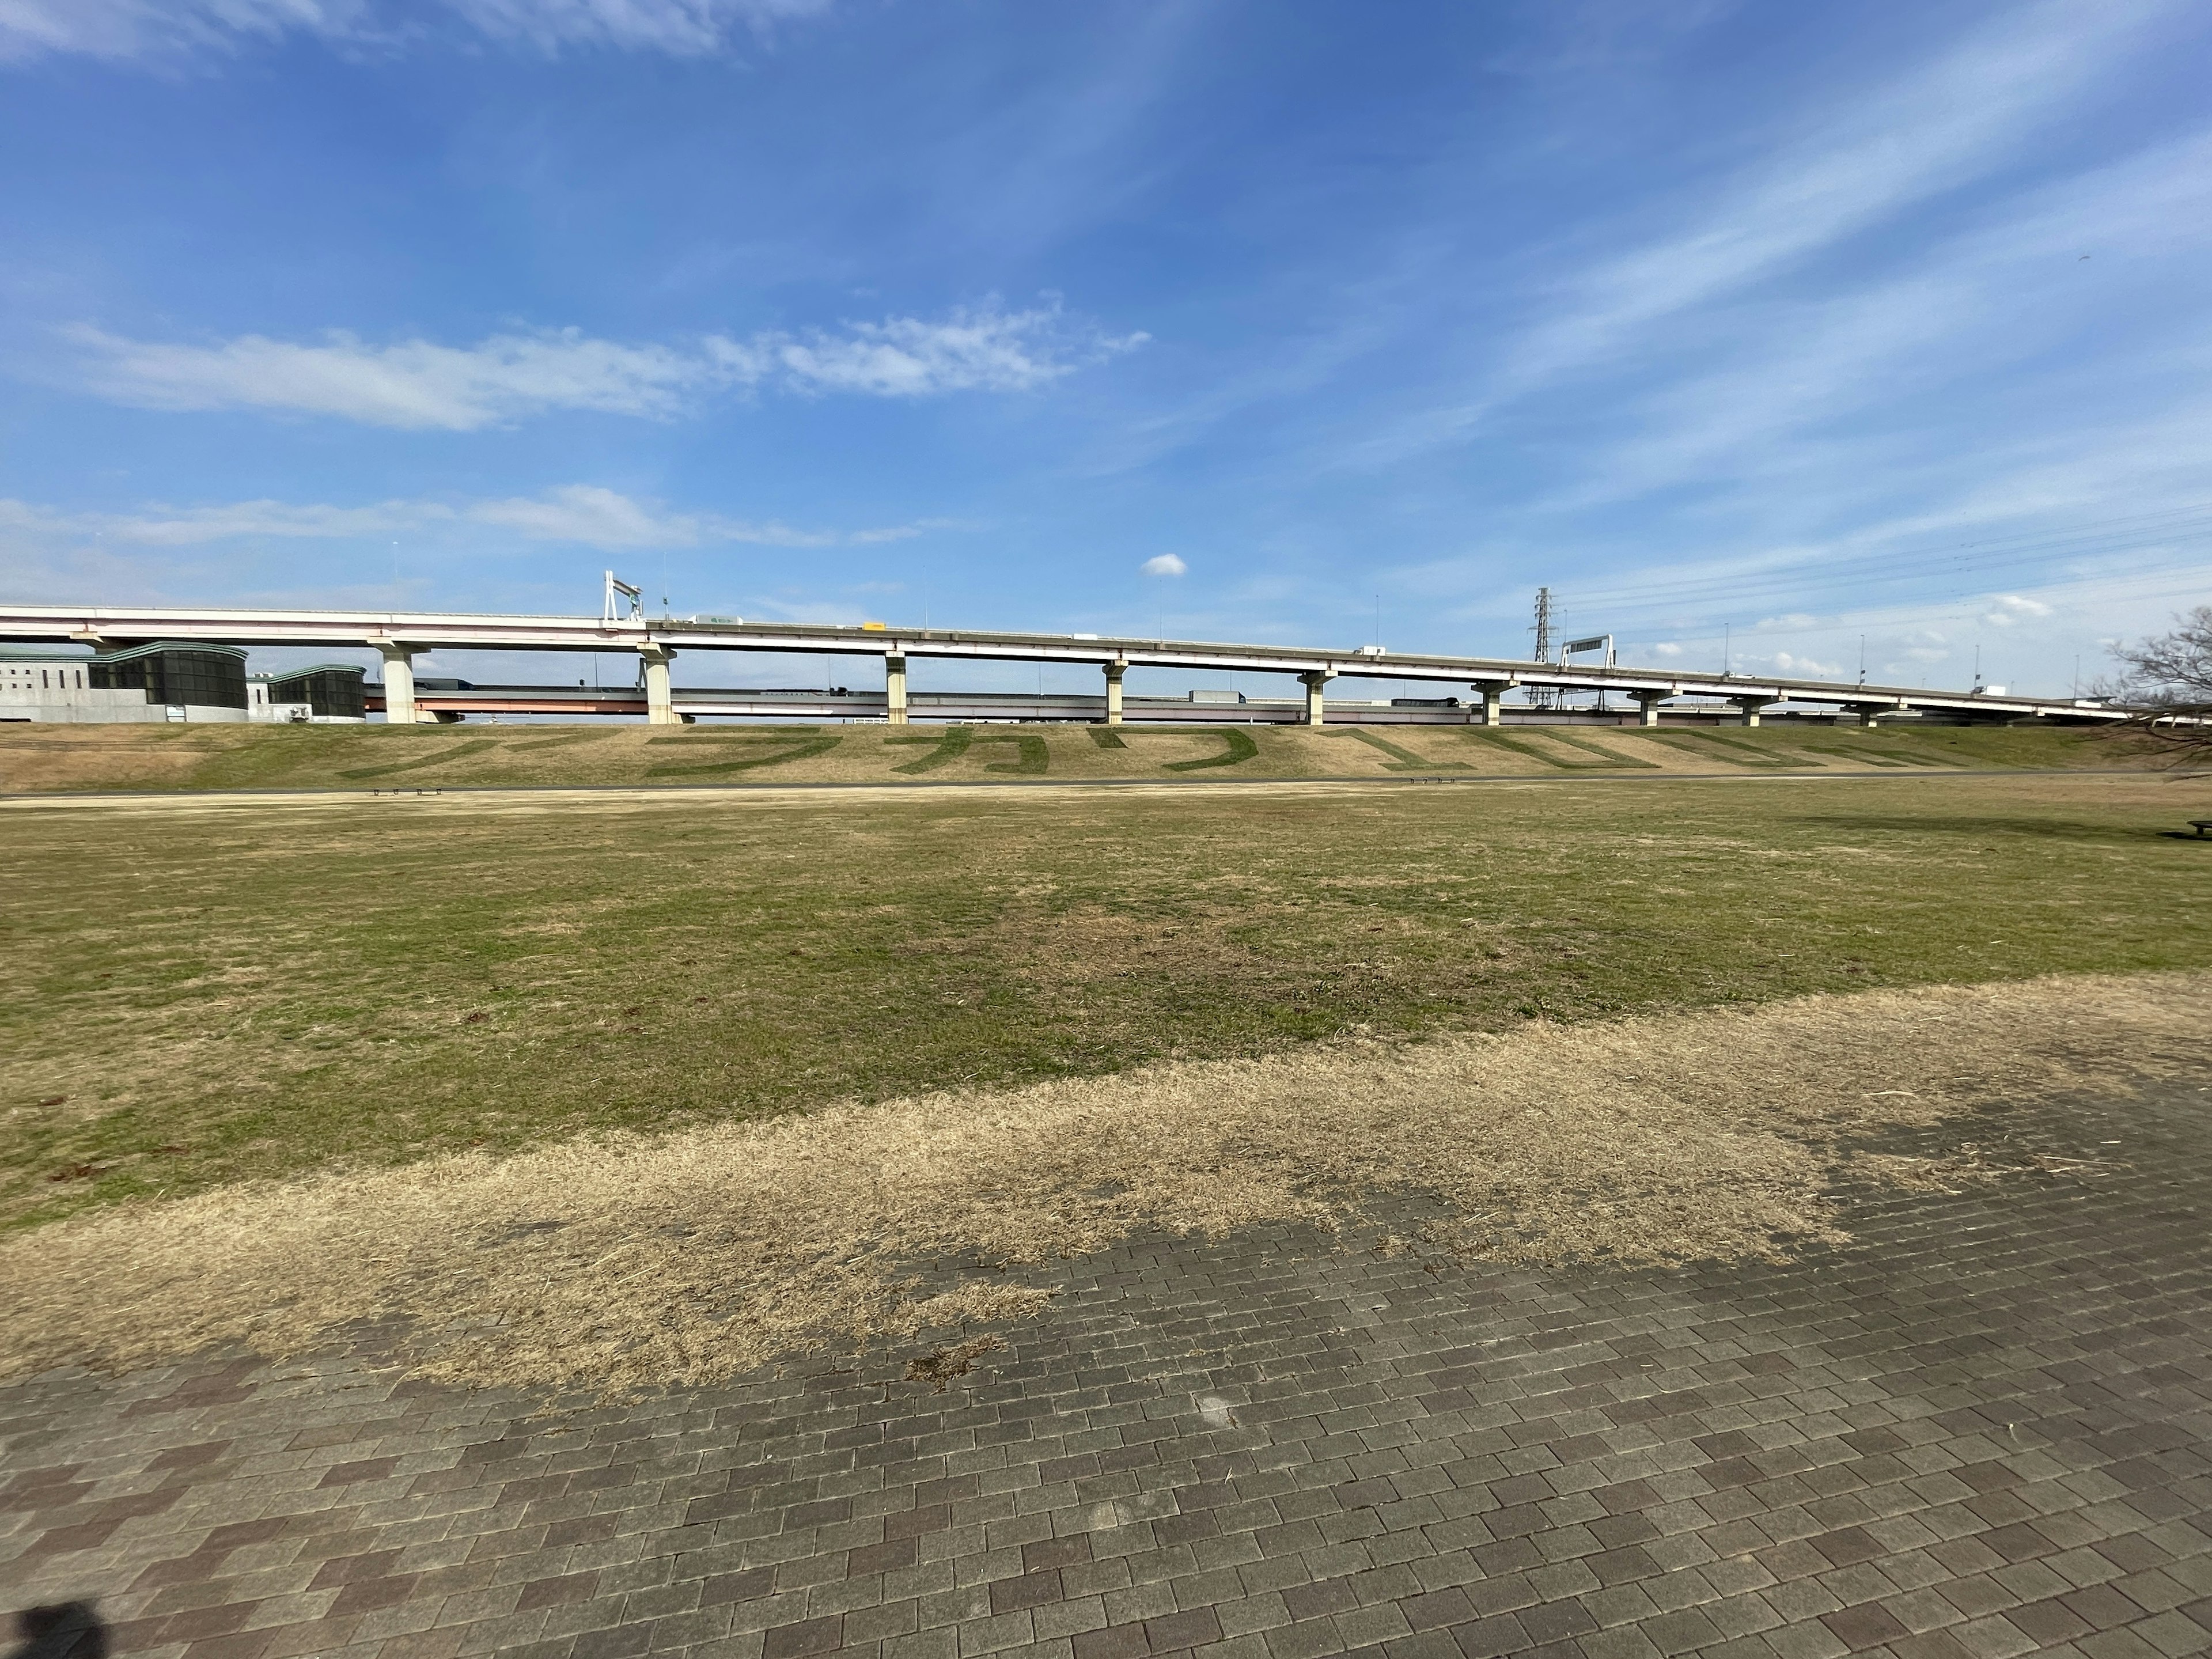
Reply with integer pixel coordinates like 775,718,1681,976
1529,588,1555,710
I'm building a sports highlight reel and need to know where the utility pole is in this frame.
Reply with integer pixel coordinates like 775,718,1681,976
1529,588,1554,711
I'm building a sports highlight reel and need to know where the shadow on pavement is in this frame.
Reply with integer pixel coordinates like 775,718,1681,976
7,1604,107,1659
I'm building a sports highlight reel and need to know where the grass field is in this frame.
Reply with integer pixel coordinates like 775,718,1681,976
13,972,2204,1392
6,767,2209,1237
0,715,2138,794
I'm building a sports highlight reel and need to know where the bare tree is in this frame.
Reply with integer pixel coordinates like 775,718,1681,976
2104,605,2212,765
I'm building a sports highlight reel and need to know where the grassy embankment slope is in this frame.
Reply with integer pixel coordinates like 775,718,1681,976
5,766,2208,1235
0,716,2135,794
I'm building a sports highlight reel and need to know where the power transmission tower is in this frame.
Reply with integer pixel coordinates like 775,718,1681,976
1529,588,1555,710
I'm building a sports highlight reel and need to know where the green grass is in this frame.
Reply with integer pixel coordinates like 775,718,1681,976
4,768,2208,1232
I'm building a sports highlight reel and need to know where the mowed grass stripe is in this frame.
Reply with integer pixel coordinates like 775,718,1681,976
0,719,2140,794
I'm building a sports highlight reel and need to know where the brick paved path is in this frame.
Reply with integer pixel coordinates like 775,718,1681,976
6,1084,2210,1659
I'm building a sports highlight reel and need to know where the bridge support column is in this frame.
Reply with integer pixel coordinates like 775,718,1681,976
886,654,908,725
377,643,419,725
1469,680,1510,726
1732,697,1774,728
1630,690,1669,727
1300,670,1333,727
640,646,679,725
1103,661,1124,725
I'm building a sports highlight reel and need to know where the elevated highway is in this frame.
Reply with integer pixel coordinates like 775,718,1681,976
369,685,1633,723
0,601,2112,729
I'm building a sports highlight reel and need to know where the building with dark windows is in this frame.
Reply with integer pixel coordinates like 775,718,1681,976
261,664,367,720
3,645,230,723
3,643,372,724
89,642,249,712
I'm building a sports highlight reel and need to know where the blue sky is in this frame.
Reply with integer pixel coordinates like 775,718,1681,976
2,0,2209,698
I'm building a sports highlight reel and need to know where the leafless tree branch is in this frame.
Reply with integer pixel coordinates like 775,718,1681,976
2101,604,2212,766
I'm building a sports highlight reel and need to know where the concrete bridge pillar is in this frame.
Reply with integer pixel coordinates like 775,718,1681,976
377,643,419,725
1103,661,1125,725
1300,670,1333,727
1630,690,1670,727
1469,680,1510,726
886,654,908,725
639,646,679,725
1732,696,1774,728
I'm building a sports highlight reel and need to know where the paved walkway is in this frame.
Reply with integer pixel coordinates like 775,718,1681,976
6,1084,2210,1659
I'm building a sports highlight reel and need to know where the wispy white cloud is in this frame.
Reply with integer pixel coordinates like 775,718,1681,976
1537,124,2212,514
59,302,1145,429
448,0,828,55
462,484,964,548
1354,0,2179,465
0,486,952,552
1141,554,1187,577
0,494,412,544
464,486,850,548
769,303,1146,397
1611,556,2212,691
64,325,715,429
0,0,348,65
0,0,828,63
1767,652,1840,677
1510,0,2166,384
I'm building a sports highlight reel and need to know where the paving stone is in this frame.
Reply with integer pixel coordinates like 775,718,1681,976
7,1085,2212,1659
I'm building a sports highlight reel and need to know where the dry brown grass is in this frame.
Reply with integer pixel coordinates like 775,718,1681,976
5,970,2203,1396
0,718,2126,797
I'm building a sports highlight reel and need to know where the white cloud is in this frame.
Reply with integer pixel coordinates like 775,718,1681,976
0,0,349,63
1529,126,2212,517
0,486,946,552
64,325,718,430
465,484,887,548
0,0,827,63
1141,554,1187,577
1509,0,2169,389
469,485,740,548
773,304,1146,397
59,302,1143,429
1354,0,2180,467
449,0,829,54
1983,594,2054,626
0,494,418,544
1768,652,1841,677
1651,642,1683,657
